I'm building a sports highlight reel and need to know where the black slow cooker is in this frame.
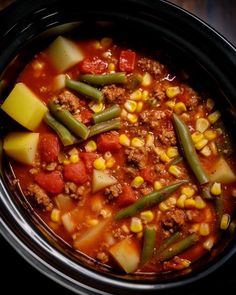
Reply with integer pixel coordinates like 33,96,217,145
0,0,236,294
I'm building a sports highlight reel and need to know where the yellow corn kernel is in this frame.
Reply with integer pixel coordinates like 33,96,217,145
181,187,195,198
87,219,99,226
106,157,116,168
131,137,145,147
166,147,179,158
127,113,138,123
200,146,211,157
195,196,206,209
85,140,97,152
166,86,181,98
101,37,113,48
136,101,143,112
141,72,152,86
108,63,115,72
130,217,143,233
191,223,200,233
204,129,217,140
130,89,142,100
168,165,181,177
210,182,221,195
68,147,78,156
93,157,106,170
104,151,112,160
206,98,215,111
69,154,79,163
124,100,137,113
208,110,221,124
93,40,102,49
203,237,214,250
199,223,210,236
166,197,177,207
63,159,70,165
191,131,204,143
140,210,154,222
121,108,128,118
176,194,187,208
90,101,104,113
159,201,169,212
121,224,130,234
50,208,61,223
181,113,190,121
165,100,176,109
119,134,130,147
154,181,162,191
145,132,154,147
160,152,171,163
174,102,187,115
154,146,164,156
195,139,208,150
184,198,196,208
141,90,149,101
196,118,210,133
131,176,144,188
220,214,231,230
209,141,218,155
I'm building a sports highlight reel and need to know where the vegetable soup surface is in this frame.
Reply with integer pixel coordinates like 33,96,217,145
2,35,236,275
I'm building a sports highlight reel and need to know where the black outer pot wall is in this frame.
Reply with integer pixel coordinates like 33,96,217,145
0,1,236,294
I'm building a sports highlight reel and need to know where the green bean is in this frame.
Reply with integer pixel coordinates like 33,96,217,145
127,74,143,90
48,101,89,140
159,233,199,262
156,231,180,255
172,114,209,185
80,72,127,86
201,184,213,199
89,118,121,138
141,225,156,265
44,112,77,146
65,78,103,102
115,180,188,220
93,104,121,124
168,156,183,166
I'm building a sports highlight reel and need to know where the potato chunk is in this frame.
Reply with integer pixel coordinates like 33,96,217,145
92,169,117,192
109,237,140,273
209,157,236,184
1,83,48,131
47,36,84,72
3,132,39,165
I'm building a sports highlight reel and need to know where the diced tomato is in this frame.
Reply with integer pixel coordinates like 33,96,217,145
117,185,137,207
79,56,108,74
35,171,64,194
63,161,89,185
80,109,93,124
80,152,98,173
97,132,121,152
119,50,136,73
140,168,156,184
39,133,60,163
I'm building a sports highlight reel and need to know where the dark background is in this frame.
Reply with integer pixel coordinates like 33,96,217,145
1,0,236,294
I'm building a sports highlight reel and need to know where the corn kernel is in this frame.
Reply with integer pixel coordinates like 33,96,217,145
176,194,187,208
119,134,130,147
85,140,97,152
210,182,222,195
195,139,208,150
130,217,143,233
87,219,99,226
121,109,128,118
166,86,181,98
108,63,115,72
160,152,171,163
50,209,61,223
130,89,142,100
200,146,211,157
145,132,155,147
199,223,210,236
159,201,169,212
165,100,176,109
204,129,217,140
124,100,137,113
101,37,113,48
140,210,154,222
131,137,145,147
166,147,179,158
106,157,116,168
203,237,214,250
154,146,164,156
220,214,231,230
208,110,221,124
58,152,67,163
191,223,200,233
141,90,149,101
181,187,195,198
63,159,70,165
136,101,143,112
131,176,144,188
68,148,78,156
69,154,79,163
206,98,215,111
195,196,206,209
191,131,204,143
166,197,177,207
93,40,102,49
168,165,181,177
121,224,130,234
104,151,112,160
93,157,106,170
154,181,162,191
184,198,196,208
142,72,152,86
196,118,210,133
90,101,105,113
127,113,138,123
209,141,218,155
174,102,187,115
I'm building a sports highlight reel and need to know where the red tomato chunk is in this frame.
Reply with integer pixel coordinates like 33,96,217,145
117,185,136,207
39,133,60,163
97,132,121,152
80,109,93,124
63,161,89,185
79,57,108,74
119,50,136,73
35,171,64,194
140,168,156,184
80,152,98,174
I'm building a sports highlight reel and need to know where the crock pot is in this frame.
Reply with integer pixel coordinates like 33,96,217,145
0,0,236,294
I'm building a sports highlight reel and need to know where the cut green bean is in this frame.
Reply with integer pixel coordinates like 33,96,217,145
93,104,121,124
127,74,143,90
141,225,156,265
80,72,127,86
156,231,180,255
115,180,188,220
159,233,199,262
44,112,77,146
172,114,209,185
89,118,121,138
48,101,89,140
66,78,103,102
169,156,183,166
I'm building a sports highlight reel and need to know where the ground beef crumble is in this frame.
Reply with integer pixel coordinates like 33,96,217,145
125,147,147,169
27,184,53,211
104,183,122,201
161,208,186,233
137,57,164,77
55,90,81,113
102,84,126,103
